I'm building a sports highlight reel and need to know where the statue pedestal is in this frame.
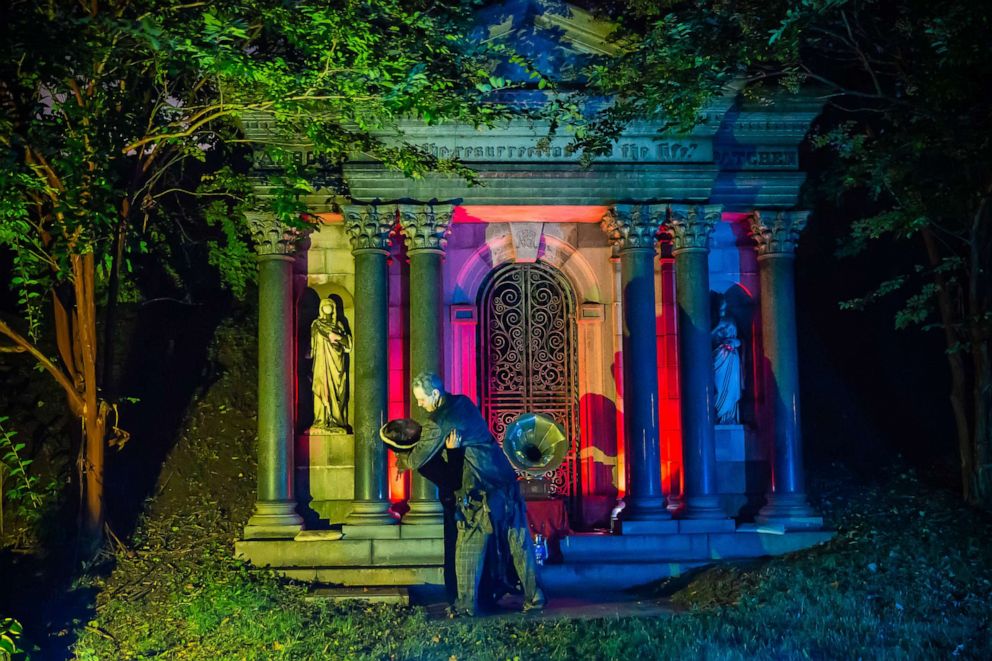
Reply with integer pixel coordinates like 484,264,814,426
715,424,766,518
296,428,355,525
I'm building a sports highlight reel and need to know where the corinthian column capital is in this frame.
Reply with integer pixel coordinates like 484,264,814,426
749,210,809,257
601,204,664,252
344,204,395,253
663,204,722,254
397,203,454,254
245,211,312,257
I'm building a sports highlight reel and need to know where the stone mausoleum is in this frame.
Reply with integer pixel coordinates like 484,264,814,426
235,2,833,592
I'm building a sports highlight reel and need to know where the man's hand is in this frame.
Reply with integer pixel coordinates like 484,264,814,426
445,430,462,449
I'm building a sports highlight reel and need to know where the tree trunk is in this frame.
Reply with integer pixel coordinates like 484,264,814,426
972,342,992,509
967,193,992,509
73,252,107,543
101,217,126,402
921,228,974,499
1,252,110,549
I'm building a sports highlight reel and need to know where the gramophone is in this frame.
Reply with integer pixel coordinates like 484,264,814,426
501,412,568,500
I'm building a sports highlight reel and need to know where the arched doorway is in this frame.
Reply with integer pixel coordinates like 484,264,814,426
478,261,580,517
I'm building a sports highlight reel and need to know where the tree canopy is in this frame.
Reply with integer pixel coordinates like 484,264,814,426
0,0,539,544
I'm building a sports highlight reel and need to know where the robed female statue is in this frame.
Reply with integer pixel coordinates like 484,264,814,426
310,299,352,431
712,302,743,424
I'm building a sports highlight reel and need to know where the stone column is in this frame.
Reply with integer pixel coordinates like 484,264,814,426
343,205,397,527
398,203,453,525
243,212,308,539
602,205,672,530
665,205,728,525
749,210,822,529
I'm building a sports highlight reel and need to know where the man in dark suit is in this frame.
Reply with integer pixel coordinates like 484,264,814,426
382,371,545,616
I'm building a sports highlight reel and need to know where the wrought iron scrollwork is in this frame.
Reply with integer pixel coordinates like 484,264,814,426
479,262,580,510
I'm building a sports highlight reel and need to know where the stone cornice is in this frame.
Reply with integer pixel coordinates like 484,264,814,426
343,204,395,253
748,210,809,256
245,211,311,256
663,204,722,253
601,204,664,252
397,204,454,253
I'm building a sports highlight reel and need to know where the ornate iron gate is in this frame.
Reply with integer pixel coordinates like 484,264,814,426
478,262,580,511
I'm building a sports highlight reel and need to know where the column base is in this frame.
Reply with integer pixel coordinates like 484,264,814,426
244,500,304,540
756,492,823,530
345,500,397,526
622,496,672,522
682,494,728,520
403,499,445,525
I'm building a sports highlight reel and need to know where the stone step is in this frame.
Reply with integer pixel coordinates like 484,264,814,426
306,586,410,604
286,563,706,592
235,536,444,569
562,532,708,562
282,566,443,586
561,528,835,563
709,527,834,558
540,561,710,592
236,529,835,591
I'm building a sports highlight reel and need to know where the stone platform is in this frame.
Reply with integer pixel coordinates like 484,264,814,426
235,524,834,592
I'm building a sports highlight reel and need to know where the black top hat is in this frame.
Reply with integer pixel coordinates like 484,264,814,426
379,418,422,451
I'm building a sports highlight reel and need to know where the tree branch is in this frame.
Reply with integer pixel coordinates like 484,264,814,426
798,65,901,104
840,10,884,97
0,318,84,415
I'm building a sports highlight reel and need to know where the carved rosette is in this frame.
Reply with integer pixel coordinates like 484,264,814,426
343,204,395,253
749,210,809,256
663,204,722,253
245,211,311,257
397,204,454,254
601,204,664,252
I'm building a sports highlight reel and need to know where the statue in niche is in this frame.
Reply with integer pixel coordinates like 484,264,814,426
712,300,743,424
309,298,352,432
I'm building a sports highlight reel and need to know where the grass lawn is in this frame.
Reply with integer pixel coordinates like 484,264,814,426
67,465,992,659
14,321,992,659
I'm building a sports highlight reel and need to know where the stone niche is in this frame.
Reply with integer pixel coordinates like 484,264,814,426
295,222,357,526
708,220,765,517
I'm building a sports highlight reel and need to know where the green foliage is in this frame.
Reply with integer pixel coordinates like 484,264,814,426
0,165,51,342
0,0,543,537
0,418,42,515
197,167,257,299
0,617,24,660
0,0,532,310
583,1,800,142
0,416,59,539
203,201,256,300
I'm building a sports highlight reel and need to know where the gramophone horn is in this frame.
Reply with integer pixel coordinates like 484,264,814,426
502,412,568,475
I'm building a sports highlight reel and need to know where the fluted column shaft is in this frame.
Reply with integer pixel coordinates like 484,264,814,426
344,205,396,525
602,205,669,521
399,204,453,525
244,212,307,539
750,210,822,529
666,205,726,519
